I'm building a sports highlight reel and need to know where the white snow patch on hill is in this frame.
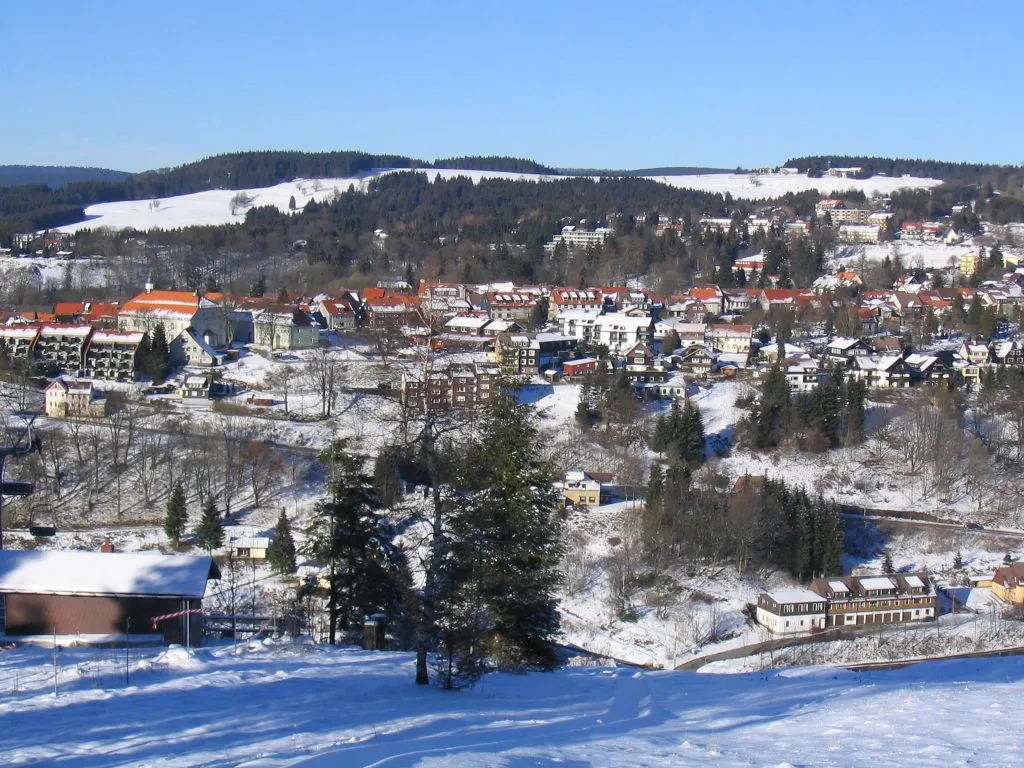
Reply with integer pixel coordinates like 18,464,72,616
55,169,943,233
1,641,1021,766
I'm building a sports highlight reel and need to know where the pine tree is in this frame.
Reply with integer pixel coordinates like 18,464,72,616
303,440,406,644
194,495,223,552
164,482,187,546
444,390,564,675
267,509,297,575
679,397,706,464
882,549,895,574
753,364,790,448
1004,552,1013,565
954,550,964,569
147,323,171,383
967,294,984,333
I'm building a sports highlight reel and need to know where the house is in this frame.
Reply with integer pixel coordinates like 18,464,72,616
677,344,715,376
623,342,668,384
362,292,423,329
119,286,230,361
993,341,1024,367
708,324,752,355
990,562,1024,604
785,357,827,393
904,353,952,383
838,224,883,244
558,471,610,507
849,355,912,388
959,340,991,366
544,225,614,253
481,319,521,337
591,315,655,355
83,330,145,381
810,573,936,628
44,379,107,418
757,573,937,635
688,285,724,317
180,373,215,399
313,298,358,331
562,357,599,378
549,288,603,319
494,332,577,375
824,337,873,363
0,549,219,645
444,314,490,336
400,363,502,409
481,292,539,323
234,302,319,350
556,308,602,343
759,289,816,313
755,589,828,635
230,537,270,560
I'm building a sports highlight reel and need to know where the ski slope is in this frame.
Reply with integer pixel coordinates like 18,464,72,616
0,639,1020,766
55,169,942,233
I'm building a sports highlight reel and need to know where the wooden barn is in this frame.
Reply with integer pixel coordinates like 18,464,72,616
0,550,220,645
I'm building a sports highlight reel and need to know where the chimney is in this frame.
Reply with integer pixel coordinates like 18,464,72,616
100,536,114,553
144,281,154,294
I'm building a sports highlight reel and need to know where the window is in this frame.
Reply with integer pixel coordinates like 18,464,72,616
236,547,251,558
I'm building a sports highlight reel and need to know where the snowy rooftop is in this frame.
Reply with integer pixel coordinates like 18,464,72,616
0,550,218,598
766,588,823,604
860,576,896,591
904,575,926,589
828,580,850,593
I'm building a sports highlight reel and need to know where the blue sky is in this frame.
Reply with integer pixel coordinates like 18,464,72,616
4,1,1022,172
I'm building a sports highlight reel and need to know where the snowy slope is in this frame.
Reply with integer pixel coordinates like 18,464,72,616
56,169,942,233
1,639,1022,766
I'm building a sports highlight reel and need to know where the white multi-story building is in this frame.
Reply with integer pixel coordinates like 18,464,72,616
543,226,614,253
591,315,654,354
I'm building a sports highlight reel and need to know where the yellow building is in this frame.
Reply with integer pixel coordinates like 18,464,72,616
960,252,978,277
991,562,1024,603
559,471,610,507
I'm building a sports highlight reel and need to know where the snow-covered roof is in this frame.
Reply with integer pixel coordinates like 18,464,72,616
0,550,217,598
904,575,925,589
232,538,270,550
91,330,145,344
766,588,823,605
860,576,896,591
828,580,849,593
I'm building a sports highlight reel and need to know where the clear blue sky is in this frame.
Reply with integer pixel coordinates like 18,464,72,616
4,1,1023,172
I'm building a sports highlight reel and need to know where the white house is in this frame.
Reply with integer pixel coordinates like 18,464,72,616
755,588,827,635
591,315,654,354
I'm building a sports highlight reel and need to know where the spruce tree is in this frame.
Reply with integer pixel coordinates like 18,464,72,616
267,509,297,575
195,495,224,552
303,440,406,644
164,482,187,546
148,323,171,383
882,549,895,574
954,550,964,569
445,389,564,674
679,397,706,464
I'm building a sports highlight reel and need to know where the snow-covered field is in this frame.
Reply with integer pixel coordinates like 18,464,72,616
54,169,942,233
1,639,1022,767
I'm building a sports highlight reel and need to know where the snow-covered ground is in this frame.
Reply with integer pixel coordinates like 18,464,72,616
54,169,942,233
1,639,1022,767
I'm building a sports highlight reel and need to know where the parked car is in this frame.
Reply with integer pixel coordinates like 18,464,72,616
965,522,984,531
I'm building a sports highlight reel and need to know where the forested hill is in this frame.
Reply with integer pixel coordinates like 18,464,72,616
785,155,1022,184
0,151,560,234
0,165,130,188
